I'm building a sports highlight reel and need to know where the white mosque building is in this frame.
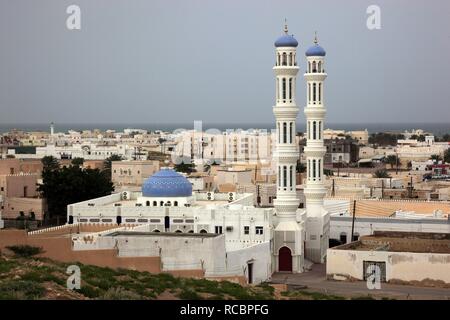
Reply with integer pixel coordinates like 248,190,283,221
66,25,330,283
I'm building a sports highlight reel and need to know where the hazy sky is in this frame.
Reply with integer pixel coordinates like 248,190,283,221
0,0,449,125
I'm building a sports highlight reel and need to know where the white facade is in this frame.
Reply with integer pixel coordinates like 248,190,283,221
303,36,330,263
271,25,306,273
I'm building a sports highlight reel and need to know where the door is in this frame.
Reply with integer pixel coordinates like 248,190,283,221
278,246,292,272
247,263,253,284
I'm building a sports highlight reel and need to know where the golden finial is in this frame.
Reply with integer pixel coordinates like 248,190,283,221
284,18,288,34
314,31,318,44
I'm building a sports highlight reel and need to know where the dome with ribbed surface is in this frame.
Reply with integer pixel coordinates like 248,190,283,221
142,168,192,197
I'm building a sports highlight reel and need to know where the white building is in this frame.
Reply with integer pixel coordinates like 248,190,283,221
303,33,330,263
65,25,334,281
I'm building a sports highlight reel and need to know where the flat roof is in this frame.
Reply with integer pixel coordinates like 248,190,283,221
335,231,450,254
106,231,220,238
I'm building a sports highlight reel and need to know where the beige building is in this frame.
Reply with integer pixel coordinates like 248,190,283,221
216,168,253,188
327,231,450,287
0,158,43,177
112,160,160,187
0,173,46,220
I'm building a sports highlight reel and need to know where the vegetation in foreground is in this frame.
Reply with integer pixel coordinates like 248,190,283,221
0,246,385,300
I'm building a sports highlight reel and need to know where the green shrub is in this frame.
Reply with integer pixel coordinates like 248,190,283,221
6,245,43,258
0,280,45,299
100,287,143,300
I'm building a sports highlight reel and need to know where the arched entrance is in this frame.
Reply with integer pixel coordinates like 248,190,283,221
278,246,292,272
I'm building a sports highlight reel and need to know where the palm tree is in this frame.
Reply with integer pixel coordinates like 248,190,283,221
385,155,400,169
430,154,442,162
373,169,390,178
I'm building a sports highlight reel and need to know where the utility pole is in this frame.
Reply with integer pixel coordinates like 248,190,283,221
331,179,335,197
351,200,356,242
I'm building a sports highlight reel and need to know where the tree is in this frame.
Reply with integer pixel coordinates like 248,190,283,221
38,166,114,219
174,161,196,174
444,149,450,164
296,160,306,173
385,155,400,169
41,156,59,171
71,157,84,167
430,154,442,162
373,169,390,178
104,154,124,170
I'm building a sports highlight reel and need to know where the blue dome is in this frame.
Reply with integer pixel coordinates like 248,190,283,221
305,44,326,56
274,34,298,47
142,168,192,197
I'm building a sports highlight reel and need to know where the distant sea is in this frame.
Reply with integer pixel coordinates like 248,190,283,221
1,123,450,136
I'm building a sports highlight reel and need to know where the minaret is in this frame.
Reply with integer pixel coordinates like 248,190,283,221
272,23,305,273
303,33,330,263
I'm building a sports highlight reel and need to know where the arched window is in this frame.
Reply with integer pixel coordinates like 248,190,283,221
318,121,322,139
283,166,287,188
153,201,157,207
340,232,347,244
289,122,293,144
278,166,281,187
308,83,311,103
283,122,287,143
289,52,292,66
312,61,317,72
175,230,182,233
146,201,150,206
289,165,293,189
318,159,321,179
276,78,279,101
153,229,161,233
282,78,286,101
188,230,194,233
289,78,292,101
160,201,164,206
312,159,316,179
313,83,316,103
199,229,208,234
308,160,311,180
318,61,322,72
319,83,322,103
174,201,178,206
313,121,317,139
282,52,287,66
166,201,171,207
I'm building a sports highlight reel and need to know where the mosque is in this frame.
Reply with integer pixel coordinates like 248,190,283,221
66,24,330,283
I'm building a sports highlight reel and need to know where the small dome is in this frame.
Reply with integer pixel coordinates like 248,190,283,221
274,34,298,48
142,168,192,197
305,44,326,57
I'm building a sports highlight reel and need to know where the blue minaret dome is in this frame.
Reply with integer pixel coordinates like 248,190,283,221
142,168,193,197
305,32,326,56
274,22,298,48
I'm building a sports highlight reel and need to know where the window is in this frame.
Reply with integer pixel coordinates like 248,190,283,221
319,83,322,103
146,201,150,206
268,197,272,204
23,186,27,198
340,233,347,243
283,166,287,188
153,201,157,206
244,226,250,235
283,122,287,143
282,78,286,101
289,78,292,100
313,121,317,139
289,122,293,144
312,159,316,179
255,226,263,235
313,83,316,102
174,201,178,207
215,226,223,234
